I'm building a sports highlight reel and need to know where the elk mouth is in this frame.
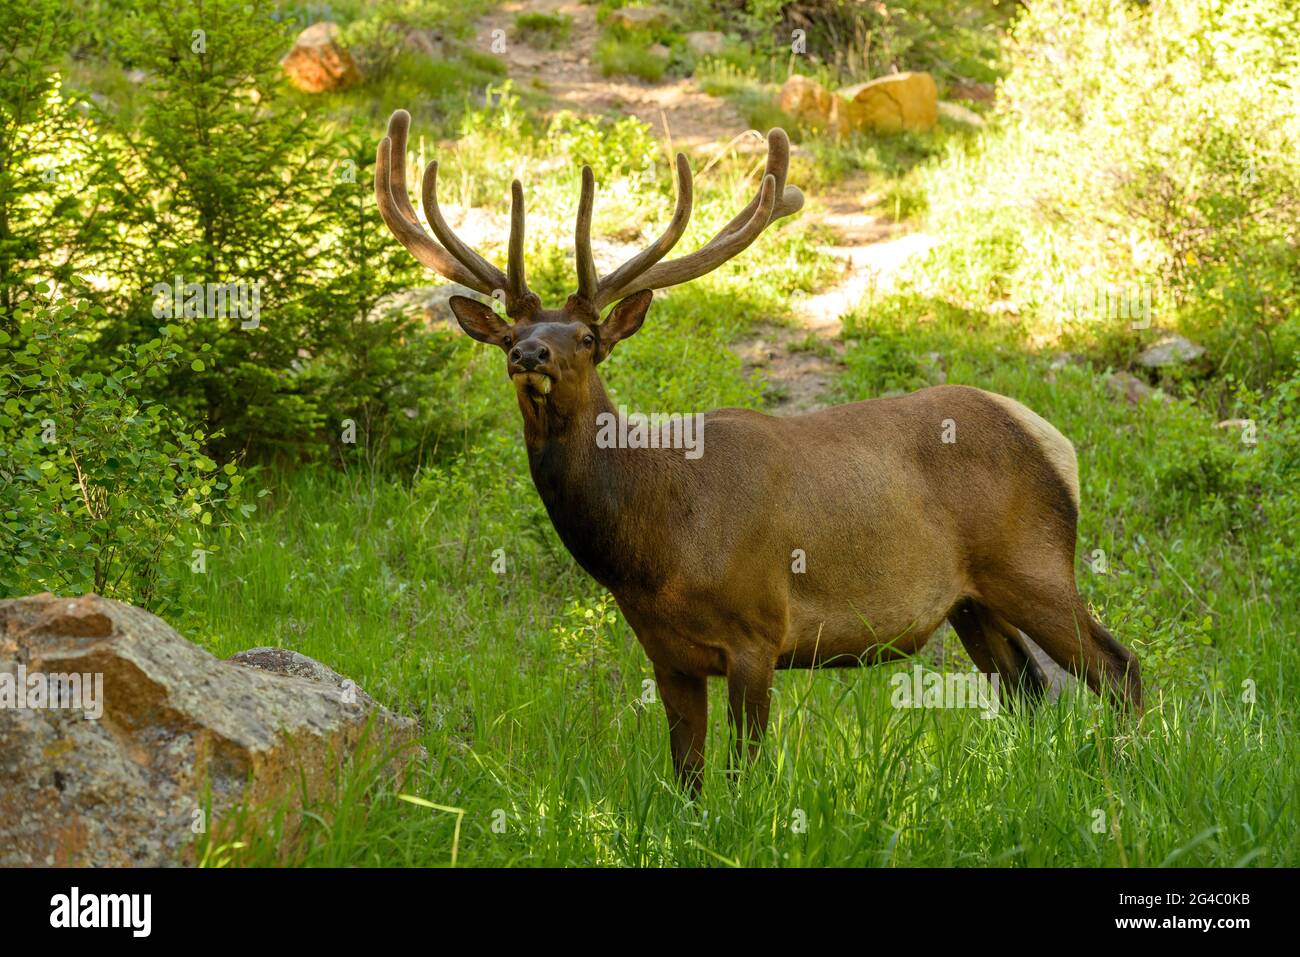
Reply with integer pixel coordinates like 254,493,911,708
512,371,553,400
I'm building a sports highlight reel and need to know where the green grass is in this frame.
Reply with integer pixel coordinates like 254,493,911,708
513,11,573,48
185,456,1297,866
597,36,668,82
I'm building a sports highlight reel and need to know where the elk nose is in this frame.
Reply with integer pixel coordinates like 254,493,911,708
510,344,550,369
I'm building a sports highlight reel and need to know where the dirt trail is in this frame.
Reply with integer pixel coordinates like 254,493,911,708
466,0,935,412
478,0,749,151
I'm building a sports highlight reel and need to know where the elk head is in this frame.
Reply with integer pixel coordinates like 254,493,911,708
374,110,803,421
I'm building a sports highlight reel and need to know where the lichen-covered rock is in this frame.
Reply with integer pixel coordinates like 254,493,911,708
0,593,421,867
279,22,362,93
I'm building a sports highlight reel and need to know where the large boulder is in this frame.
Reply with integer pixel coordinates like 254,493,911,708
280,22,362,93
836,71,938,134
778,74,835,128
0,593,421,867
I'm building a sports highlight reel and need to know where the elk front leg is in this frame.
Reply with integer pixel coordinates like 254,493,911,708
653,663,708,795
726,650,775,773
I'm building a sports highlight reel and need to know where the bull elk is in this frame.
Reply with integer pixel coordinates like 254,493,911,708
375,110,1142,793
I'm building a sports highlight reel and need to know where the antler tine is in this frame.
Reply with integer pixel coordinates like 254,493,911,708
597,129,801,302
422,160,510,296
575,166,599,303
627,173,779,296
714,128,804,238
591,152,694,311
507,179,529,305
374,112,487,292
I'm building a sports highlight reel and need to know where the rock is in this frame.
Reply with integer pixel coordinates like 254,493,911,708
608,6,671,30
0,593,421,867
937,100,985,127
648,43,671,60
124,68,147,84
1106,371,1166,405
228,647,374,706
280,22,362,93
367,283,497,330
835,72,938,134
949,78,995,103
1137,334,1207,370
778,74,834,128
685,31,726,57
403,28,445,59
1049,352,1087,371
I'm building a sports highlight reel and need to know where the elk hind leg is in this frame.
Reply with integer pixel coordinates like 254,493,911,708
947,600,1049,709
984,578,1142,714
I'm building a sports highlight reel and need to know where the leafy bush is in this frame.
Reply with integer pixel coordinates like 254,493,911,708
0,0,106,323
513,12,573,49
0,288,250,607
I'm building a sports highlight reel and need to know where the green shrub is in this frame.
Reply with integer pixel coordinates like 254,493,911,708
0,288,251,607
514,12,573,49
597,36,667,82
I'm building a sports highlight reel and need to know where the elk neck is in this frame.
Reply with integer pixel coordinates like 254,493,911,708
517,373,668,592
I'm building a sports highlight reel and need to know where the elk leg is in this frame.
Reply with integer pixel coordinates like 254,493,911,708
947,601,1048,708
725,650,775,772
986,582,1142,714
654,663,708,794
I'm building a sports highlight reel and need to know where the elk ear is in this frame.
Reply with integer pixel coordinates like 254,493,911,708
596,290,653,362
449,295,511,346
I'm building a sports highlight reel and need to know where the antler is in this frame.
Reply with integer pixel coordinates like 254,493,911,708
581,129,804,311
374,110,536,316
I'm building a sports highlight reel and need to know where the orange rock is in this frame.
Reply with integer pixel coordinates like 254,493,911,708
280,22,362,94
778,74,834,128
835,72,938,134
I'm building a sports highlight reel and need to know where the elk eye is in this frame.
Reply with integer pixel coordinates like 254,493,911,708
502,335,513,347
583,334,595,347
